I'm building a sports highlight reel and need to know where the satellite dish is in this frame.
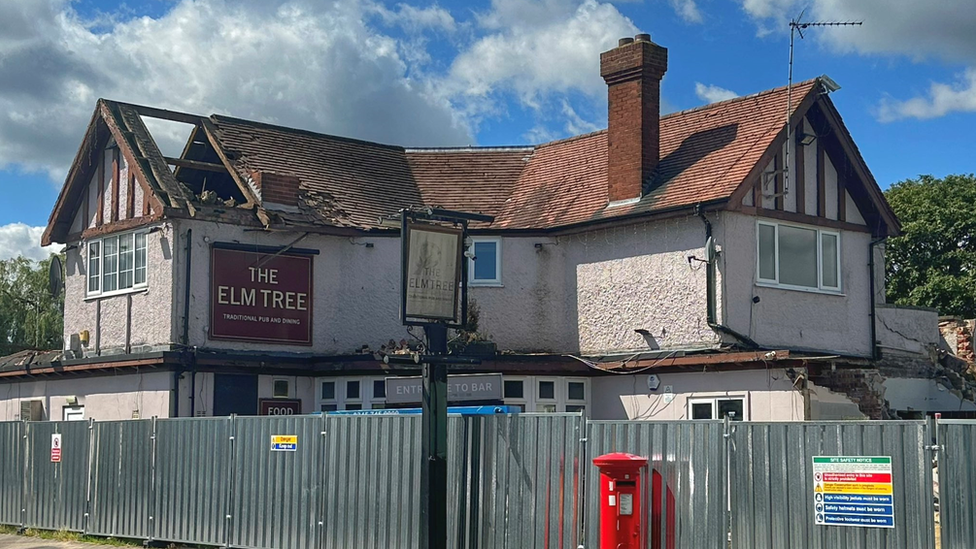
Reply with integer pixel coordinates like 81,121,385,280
49,255,64,298
705,236,717,263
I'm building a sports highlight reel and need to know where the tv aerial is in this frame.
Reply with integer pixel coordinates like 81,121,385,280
773,10,861,199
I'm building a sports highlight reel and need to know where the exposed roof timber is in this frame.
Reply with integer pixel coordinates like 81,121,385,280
129,104,206,126
164,156,230,173
199,117,259,207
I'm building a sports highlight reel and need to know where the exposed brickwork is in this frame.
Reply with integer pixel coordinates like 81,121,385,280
939,318,975,364
808,366,892,419
601,37,667,203
251,171,301,206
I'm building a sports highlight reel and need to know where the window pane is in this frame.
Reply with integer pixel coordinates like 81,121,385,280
346,380,360,399
321,382,335,400
821,233,839,288
504,380,524,398
103,236,118,292
538,404,557,413
473,241,497,280
134,233,147,285
566,405,586,413
778,225,818,287
320,404,337,412
718,399,744,421
119,234,134,289
273,380,289,398
345,404,362,411
758,224,776,280
538,381,555,400
373,379,386,399
88,242,100,293
371,403,386,410
568,382,585,401
691,402,713,419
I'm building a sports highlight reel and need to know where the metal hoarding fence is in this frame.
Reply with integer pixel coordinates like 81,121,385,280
23,420,90,532
937,419,976,549
0,421,23,527
87,420,155,539
320,415,422,549
585,420,729,549
730,421,935,549
152,416,232,546
450,413,583,549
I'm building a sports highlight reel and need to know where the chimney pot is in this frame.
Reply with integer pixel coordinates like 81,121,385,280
618,37,634,47
635,33,651,42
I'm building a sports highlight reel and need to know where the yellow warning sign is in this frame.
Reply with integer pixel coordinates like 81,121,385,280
822,482,893,495
271,435,298,452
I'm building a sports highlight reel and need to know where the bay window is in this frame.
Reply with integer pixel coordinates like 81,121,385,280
87,231,148,296
757,221,841,292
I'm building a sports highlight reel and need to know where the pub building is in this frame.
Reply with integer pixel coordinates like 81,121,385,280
2,36,946,423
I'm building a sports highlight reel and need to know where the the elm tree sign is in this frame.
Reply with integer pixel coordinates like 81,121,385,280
210,247,313,344
403,222,462,321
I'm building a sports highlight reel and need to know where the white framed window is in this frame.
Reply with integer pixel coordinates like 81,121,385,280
468,236,502,286
687,397,746,421
272,379,290,398
757,221,841,292
63,406,85,421
502,376,590,414
87,230,149,297
316,377,388,411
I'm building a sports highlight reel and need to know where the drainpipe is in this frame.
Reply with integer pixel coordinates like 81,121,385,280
697,205,759,349
868,237,886,361
180,228,195,417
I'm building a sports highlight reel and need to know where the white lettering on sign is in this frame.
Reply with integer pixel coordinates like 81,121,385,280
216,286,308,311
249,267,279,284
385,374,503,404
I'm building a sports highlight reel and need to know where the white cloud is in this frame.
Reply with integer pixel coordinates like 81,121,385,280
695,82,738,104
0,223,62,261
443,0,637,128
878,69,976,122
737,0,976,121
375,3,457,33
0,0,473,184
669,0,702,24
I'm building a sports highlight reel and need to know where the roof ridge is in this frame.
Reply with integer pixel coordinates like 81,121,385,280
405,146,534,153
662,77,821,120
535,129,608,149
210,114,406,151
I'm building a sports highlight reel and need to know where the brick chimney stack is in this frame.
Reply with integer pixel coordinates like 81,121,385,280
601,34,668,204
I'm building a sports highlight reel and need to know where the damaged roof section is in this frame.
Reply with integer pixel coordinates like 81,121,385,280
45,77,898,244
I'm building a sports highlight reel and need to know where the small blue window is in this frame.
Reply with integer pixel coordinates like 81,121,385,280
470,238,501,284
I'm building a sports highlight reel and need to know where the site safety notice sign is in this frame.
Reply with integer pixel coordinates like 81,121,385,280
271,435,298,452
51,433,62,463
813,456,894,528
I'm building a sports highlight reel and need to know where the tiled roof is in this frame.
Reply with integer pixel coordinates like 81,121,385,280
206,79,818,231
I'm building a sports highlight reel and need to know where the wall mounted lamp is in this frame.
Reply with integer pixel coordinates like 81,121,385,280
797,132,817,146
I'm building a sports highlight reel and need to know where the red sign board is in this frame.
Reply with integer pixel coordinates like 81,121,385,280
51,433,62,463
210,247,313,345
259,399,303,416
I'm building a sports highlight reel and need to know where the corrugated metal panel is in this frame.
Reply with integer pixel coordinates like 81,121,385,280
153,416,231,546
937,419,976,549
586,420,729,549
731,421,935,549
23,421,91,532
87,420,154,539
0,422,24,527
451,413,583,549
230,415,322,549
319,415,421,549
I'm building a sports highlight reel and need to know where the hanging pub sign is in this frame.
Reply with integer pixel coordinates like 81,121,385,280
402,221,463,322
210,246,313,345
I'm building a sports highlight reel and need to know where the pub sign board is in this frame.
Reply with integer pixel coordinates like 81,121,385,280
403,221,462,322
210,247,313,345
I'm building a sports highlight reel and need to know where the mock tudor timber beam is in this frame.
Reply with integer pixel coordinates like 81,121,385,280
163,156,231,173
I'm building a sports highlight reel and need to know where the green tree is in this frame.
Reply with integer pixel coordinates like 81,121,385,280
884,174,976,317
0,255,64,355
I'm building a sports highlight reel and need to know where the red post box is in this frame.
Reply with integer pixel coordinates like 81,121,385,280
593,452,647,549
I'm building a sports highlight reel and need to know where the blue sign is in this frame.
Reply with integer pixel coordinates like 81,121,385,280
325,406,520,416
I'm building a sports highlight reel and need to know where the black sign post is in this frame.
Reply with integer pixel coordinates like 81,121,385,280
397,207,494,549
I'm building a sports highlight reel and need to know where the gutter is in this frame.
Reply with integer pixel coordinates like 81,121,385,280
697,205,759,349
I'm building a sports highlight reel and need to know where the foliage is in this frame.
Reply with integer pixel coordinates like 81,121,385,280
884,174,976,318
0,254,64,355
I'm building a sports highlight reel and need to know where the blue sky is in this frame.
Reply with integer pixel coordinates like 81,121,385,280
1,0,974,259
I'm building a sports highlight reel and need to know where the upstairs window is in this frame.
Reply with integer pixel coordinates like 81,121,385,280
468,237,502,286
87,231,148,296
757,221,840,292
